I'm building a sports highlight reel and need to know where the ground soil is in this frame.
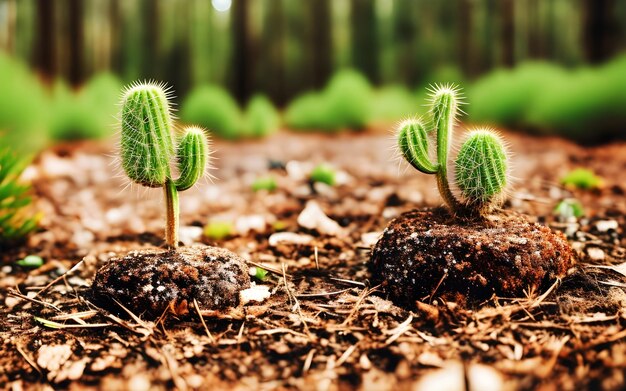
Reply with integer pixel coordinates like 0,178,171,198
370,208,573,307
2,128,626,390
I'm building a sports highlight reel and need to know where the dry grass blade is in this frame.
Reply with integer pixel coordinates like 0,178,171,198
341,285,379,327
8,288,62,312
296,287,353,298
34,260,84,298
329,277,366,287
587,262,626,278
15,343,41,374
247,260,290,277
34,316,111,329
193,298,216,344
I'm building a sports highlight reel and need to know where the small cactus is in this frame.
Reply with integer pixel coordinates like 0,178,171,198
120,82,210,248
398,85,509,216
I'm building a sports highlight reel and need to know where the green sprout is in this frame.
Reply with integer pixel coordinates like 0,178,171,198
250,266,269,281
560,168,603,190
398,85,509,216
204,221,234,240
251,176,278,192
310,164,336,186
554,198,584,220
16,255,44,268
120,82,210,248
0,148,38,245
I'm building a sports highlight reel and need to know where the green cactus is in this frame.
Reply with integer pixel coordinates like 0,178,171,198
120,82,210,248
398,84,509,216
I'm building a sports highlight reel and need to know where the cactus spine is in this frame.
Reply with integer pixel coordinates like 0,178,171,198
398,85,509,216
120,82,210,248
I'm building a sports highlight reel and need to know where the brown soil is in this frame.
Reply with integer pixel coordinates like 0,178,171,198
370,208,574,307
2,129,626,390
91,246,250,319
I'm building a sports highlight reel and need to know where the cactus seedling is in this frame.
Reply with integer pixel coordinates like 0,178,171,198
120,82,210,248
398,85,509,216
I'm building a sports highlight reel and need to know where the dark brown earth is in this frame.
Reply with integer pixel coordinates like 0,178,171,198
370,208,574,307
2,129,626,390
91,246,250,319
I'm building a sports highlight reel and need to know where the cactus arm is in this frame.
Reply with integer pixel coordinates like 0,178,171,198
164,179,179,248
398,119,438,174
174,126,209,191
430,87,463,213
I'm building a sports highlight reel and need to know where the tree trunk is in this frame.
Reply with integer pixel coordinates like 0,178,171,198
68,0,83,86
232,0,252,104
261,0,286,105
141,0,160,79
35,0,55,80
351,0,378,83
583,0,617,63
500,0,515,67
309,0,332,89
457,0,473,76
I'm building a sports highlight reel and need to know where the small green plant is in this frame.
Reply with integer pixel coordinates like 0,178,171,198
16,255,44,268
251,176,278,192
121,82,210,248
0,149,38,245
398,85,509,216
180,85,242,139
554,198,584,220
310,164,336,186
204,221,234,240
560,168,603,190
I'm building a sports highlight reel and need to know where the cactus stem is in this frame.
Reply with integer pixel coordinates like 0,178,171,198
164,179,179,248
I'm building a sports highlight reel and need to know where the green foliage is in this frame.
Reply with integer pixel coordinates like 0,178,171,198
560,168,603,190
370,86,419,122
469,62,566,127
204,221,234,240
310,164,336,186
398,85,510,216
553,199,584,220
286,69,372,131
469,58,626,142
251,176,278,192
16,255,44,268
0,149,38,245
243,95,280,137
180,85,242,139
0,54,49,151
120,82,210,247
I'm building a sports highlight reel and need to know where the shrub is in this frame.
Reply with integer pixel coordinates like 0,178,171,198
468,62,566,127
0,54,49,151
285,69,372,131
243,95,280,137
180,85,242,139
371,86,419,122
0,148,38,246
48,80,108,141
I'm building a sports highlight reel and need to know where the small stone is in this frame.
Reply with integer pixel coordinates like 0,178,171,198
240,283,271,304
361,232,382,248
179,226,204,246
297,200,346,237
235,215,267,235
91,246,250,318
72,230,95,249
268,232,314,247
596,220,618,232
587,247,605,261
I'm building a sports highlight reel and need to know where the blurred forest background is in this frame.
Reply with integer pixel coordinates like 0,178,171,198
0,0,626,148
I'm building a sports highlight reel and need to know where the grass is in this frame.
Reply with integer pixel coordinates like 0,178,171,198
0,148,38,246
